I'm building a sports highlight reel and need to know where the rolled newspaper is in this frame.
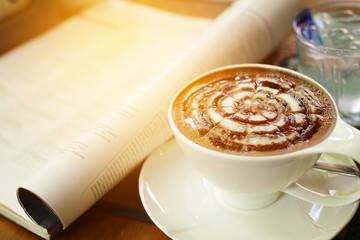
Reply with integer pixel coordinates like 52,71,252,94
0,0,302,238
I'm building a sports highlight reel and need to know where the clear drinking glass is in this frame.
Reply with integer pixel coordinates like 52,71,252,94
293,2,360,127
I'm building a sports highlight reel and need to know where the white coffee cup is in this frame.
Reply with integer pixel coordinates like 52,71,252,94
168,64,360,210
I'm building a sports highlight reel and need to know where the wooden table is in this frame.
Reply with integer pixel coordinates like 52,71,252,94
0,1,359,239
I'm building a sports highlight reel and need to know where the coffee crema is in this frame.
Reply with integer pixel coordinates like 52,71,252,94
172,67,336,156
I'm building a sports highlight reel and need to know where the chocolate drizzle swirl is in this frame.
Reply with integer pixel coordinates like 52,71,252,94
178,73,332,154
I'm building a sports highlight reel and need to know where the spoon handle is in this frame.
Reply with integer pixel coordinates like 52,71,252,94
312,160,360,178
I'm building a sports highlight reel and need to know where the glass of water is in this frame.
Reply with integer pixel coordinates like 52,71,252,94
293,2,360,127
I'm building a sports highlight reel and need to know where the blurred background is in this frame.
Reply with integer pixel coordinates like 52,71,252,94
0,0,335,55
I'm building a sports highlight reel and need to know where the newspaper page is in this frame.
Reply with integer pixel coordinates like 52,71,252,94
0,0,301,237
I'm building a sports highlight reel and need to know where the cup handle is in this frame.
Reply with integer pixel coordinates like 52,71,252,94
283,159,360,206
307,118,360,163
283,118,360,206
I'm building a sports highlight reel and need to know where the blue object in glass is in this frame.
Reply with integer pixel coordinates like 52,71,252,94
296,8,323,45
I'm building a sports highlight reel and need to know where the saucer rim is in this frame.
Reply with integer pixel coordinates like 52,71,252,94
139,138,359,240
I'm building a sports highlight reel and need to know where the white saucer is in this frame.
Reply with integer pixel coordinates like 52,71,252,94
139,138,359,240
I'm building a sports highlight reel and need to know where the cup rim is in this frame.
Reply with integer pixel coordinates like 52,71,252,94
293,1,360,57
168,63,339,162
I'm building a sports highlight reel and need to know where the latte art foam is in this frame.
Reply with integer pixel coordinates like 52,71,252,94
173,67,336,155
